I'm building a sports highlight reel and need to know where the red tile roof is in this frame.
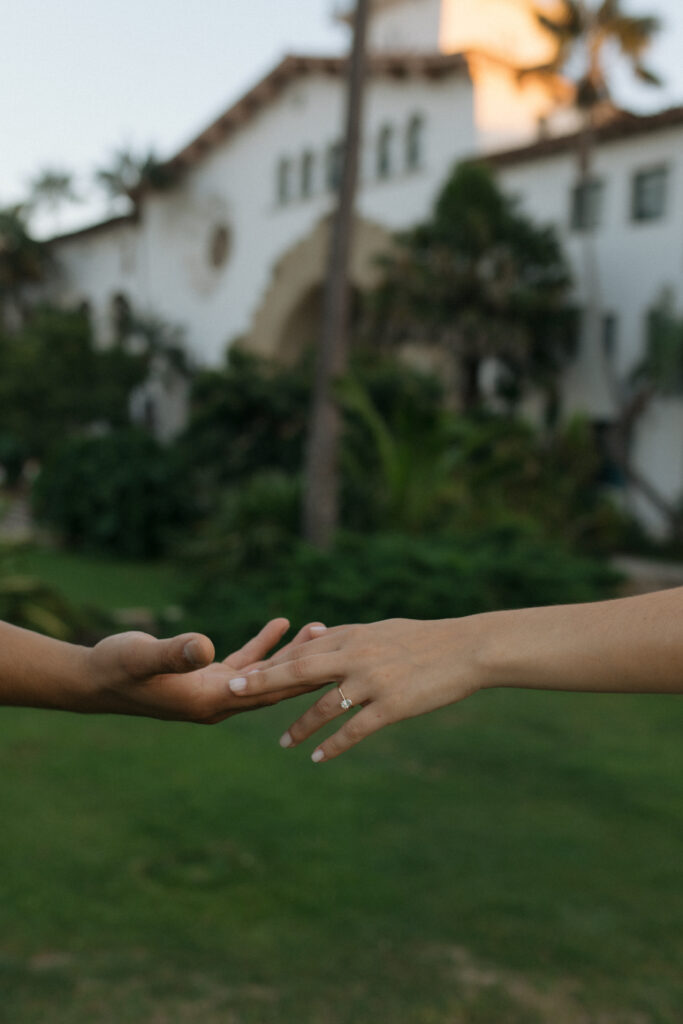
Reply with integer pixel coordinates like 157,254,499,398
166,52,470,172
484,105,683,167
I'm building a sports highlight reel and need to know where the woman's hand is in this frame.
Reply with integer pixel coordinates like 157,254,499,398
230,617,488,761
81,618,326,723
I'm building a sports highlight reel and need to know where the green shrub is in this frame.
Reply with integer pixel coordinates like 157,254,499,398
183,525,619,656
0,307,148,462
0,545,110,642
33,430,192,558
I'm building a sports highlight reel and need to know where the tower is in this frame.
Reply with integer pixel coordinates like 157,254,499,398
340,0,572,148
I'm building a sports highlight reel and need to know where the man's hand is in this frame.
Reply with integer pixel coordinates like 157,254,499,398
81,618,327,723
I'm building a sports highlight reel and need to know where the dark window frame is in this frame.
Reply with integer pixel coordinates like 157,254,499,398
570,177,604,231
631,165,668,222
377,123,394,180
406,114,424,172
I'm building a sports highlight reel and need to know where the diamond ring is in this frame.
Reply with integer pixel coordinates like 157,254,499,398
338,686,353,711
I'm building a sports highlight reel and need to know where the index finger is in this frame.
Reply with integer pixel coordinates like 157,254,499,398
229,652,348,698
259,626,349,670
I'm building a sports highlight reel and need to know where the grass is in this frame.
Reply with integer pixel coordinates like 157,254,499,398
1,547,683,1022
1,687,682,1022
4,545,181,614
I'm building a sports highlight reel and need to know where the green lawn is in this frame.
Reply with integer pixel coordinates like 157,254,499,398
1,547,682,1022
1,687,682,1023
6,546,181,614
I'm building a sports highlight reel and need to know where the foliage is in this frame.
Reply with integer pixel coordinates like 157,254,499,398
184,525,618,654
340,370,627,552
95,146,177,207
26,168,80,218
638,289,683,395
365,163,576,410
33,430,193,558
0,544,108,641
0,206,51,313
177,347,311,507
0,307,149,462
530,0,661,111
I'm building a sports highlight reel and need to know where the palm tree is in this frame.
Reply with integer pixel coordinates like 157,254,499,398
27,168,80,231
528,0,662,171
95,147,174,211
303,0,370,548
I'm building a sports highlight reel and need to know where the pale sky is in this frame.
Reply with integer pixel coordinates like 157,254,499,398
2,0,682,234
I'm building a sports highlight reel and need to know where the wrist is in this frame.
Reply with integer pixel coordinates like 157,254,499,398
60,644,102,713
468,610,519,692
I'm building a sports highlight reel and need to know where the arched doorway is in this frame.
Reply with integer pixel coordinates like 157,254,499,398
247,215,392,362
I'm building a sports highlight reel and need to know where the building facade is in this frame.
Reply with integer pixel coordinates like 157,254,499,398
47,0,683,532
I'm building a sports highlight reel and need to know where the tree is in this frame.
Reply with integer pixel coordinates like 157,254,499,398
27,168,80,231
94,147,175,210
0,206,51,326
365,163,575,413
0,306,149,460
303,0,370,549
527,0,662,172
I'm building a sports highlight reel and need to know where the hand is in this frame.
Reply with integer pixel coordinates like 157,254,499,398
82,618,327,723
229,617,488,761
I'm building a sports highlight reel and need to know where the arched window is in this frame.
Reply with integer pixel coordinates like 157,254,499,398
377,124,394,180
326,142,343,192
406,114,424,172
277,158,292,205
301,151,315,198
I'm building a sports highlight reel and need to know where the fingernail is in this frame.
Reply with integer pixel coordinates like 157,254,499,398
247,669,260,676
279,732,293,749
229,677,248,693
310,625,327,636
311,749,325,763
184,640,202,666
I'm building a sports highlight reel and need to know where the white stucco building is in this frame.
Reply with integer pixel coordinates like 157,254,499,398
47,0,683,533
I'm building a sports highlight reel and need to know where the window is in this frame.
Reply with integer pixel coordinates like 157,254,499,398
570,178,603,231
326,142,343,192
208,223,231,268
406,114,424,171
301,151,315,198
277,158,292,205
602,313,618,362
632,167,667,222
111,292,132,339
377,124,394,179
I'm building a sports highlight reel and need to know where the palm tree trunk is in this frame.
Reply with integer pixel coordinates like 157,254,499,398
303,0,370,548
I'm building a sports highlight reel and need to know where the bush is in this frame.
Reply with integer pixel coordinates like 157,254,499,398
0,545,110,642
33,430,192,558
183,525,619,656
0,307,148,462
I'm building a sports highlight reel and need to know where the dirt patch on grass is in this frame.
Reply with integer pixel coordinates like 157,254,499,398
434,945,651,1024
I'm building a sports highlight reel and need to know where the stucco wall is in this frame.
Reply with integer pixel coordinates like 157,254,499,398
52,66,474,366
496,128,683,530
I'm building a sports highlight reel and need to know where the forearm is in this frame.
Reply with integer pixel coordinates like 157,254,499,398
478,587,683,695
0,621,90,711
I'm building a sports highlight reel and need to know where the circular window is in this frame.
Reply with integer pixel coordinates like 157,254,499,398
208,223,231,269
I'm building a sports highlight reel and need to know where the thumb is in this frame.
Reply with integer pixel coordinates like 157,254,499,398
124,632,215,679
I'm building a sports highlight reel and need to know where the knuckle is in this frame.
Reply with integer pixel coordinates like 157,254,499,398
343,716,365,744
317,692,339,719
290,657,309,682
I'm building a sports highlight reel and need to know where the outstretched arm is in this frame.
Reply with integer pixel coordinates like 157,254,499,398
0,617,325,722
230,587,683,762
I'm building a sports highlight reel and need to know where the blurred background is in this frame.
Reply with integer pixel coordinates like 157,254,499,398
1,1,683,1021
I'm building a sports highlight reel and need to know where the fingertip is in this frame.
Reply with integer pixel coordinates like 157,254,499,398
183,634,214,668
309,623,327,637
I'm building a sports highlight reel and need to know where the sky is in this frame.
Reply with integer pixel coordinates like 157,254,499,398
2,0,682,234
